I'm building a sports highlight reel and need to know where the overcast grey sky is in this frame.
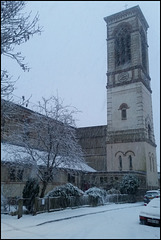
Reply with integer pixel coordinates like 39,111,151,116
2,1,160,170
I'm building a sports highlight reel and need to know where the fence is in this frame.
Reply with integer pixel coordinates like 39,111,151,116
1,197,19,214
108,194,137,203
2,193,138,219
33,195,90,214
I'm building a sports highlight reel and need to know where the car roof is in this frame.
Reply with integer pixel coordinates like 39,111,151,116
146,190,160,193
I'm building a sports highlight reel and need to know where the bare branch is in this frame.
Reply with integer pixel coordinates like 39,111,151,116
1,1,42,97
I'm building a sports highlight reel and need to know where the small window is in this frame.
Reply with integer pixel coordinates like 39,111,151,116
104,177,107,183
122,109,127,120
100,177,103,184
43,171,53,182
100,177,107,184
118,103,129,120
110,177,113,183
17,169,24,181
119,156,122,171
68,173,75,183
9,168,16,181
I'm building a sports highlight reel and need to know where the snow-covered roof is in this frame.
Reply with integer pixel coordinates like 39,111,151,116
1,142,96,173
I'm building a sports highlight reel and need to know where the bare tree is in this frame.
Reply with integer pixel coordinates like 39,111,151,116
2,96,86,198
1,1,42,98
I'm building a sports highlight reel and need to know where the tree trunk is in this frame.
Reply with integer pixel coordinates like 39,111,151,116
40,181,48,198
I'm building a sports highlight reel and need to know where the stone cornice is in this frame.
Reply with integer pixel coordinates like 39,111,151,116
104,5,149,30
106,78,152,94
106,65,151,81
106,129,156,147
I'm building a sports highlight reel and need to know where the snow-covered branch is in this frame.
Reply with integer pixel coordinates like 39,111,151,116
1,1,42,97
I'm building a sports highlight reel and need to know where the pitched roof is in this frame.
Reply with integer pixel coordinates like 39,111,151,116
1,142,96,173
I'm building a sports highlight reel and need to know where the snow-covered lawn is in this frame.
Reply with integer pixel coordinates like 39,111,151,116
1,202,160,239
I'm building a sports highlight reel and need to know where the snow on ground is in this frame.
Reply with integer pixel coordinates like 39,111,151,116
1,202,160,239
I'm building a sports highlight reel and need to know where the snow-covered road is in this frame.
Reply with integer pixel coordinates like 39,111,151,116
1,202,160,239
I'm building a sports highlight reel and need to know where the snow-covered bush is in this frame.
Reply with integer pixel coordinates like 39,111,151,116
119,174,139,195
46,183,84,198
85,187,108,206
45,183,84,208
23,178,39,213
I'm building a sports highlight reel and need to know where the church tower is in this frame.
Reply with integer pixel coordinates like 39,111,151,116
104,5,158,189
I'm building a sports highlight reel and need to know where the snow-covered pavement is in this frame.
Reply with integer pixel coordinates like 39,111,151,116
1,202,160,239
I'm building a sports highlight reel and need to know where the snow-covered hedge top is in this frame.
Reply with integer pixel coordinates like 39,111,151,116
46,184,109,201
85,187,107,198
45,183,84,198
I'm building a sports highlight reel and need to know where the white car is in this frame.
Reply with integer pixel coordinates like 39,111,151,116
139,197,160,226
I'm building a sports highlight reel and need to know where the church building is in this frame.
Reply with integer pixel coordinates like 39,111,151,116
1,6,159,199
78,5,159,190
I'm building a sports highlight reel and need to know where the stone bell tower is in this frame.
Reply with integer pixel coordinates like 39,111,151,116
104,5,158,189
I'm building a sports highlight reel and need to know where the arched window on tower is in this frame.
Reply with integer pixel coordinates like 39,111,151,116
118,103,129,120
150,156,152,171
119,156,122,171
151,154,155,172
129,155,133,170
149,153,155,172
152,159,154,172
149,152,152,171
115,26,131,67
140,29,147,72
148,124,151,141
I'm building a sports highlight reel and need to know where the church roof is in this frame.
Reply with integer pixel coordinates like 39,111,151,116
1,142,96,173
